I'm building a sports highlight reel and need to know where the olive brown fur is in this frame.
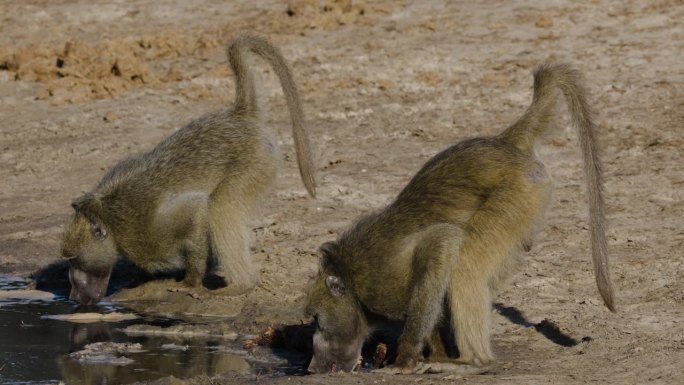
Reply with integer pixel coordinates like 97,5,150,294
305,63,615,374
62,33,316,305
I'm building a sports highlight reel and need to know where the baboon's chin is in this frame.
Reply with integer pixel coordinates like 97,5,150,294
68,267,110,305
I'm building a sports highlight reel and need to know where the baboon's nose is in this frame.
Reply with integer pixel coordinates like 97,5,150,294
69,287,98,305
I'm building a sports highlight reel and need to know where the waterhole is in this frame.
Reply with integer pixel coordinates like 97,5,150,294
0,275,306,385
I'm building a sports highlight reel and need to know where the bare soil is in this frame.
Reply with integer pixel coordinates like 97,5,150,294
1,1,682,384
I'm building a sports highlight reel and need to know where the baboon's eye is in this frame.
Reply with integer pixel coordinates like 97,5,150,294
91,223,107,241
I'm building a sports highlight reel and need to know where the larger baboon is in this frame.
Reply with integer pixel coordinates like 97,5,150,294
305,63,614,373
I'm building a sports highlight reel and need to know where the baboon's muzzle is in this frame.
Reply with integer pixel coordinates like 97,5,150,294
68,266,111,305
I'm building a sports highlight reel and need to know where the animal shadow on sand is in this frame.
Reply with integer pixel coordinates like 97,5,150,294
32,258,228,299
493,302,592,347
260,302,589,373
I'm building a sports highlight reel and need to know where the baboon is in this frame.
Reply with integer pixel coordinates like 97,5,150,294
61,33,316,305
305,63,615,374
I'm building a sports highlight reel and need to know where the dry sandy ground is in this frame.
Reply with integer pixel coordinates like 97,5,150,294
1,0,682,384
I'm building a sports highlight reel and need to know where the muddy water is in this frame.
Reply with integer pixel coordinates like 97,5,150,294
0,275,299,385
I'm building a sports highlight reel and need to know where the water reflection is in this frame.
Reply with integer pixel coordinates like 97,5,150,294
0,275,252,385
58,339,250,385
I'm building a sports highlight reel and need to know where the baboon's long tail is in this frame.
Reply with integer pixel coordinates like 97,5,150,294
227,33,316,197
501,63,616,312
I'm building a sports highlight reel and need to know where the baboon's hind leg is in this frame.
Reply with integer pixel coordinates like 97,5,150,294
207,178,266,291
449,178,549,366
208,211,254,289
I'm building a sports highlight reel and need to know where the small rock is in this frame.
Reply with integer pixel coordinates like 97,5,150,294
535,15,554,28
104,111,120,122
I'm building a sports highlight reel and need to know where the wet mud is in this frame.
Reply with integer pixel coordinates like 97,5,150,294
0,275,306,384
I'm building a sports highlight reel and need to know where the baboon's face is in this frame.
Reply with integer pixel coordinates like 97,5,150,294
305,273,366,374
61,215,116,305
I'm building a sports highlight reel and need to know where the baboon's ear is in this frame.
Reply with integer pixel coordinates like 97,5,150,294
319,241,339,258
325,275,345,297
71,193,104,221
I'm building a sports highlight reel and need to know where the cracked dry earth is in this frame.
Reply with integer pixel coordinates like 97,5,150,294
1,0,682,384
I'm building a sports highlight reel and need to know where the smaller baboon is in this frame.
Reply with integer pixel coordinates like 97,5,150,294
305,63,615,374
62,33,316,305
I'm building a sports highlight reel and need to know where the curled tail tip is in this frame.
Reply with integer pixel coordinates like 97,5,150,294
604,295,617,313
300,163,317,198
598,279,616,312
602,282,616,312
306,182,317,198
296,154,317,199
298,155,317,198
293,124,316,198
